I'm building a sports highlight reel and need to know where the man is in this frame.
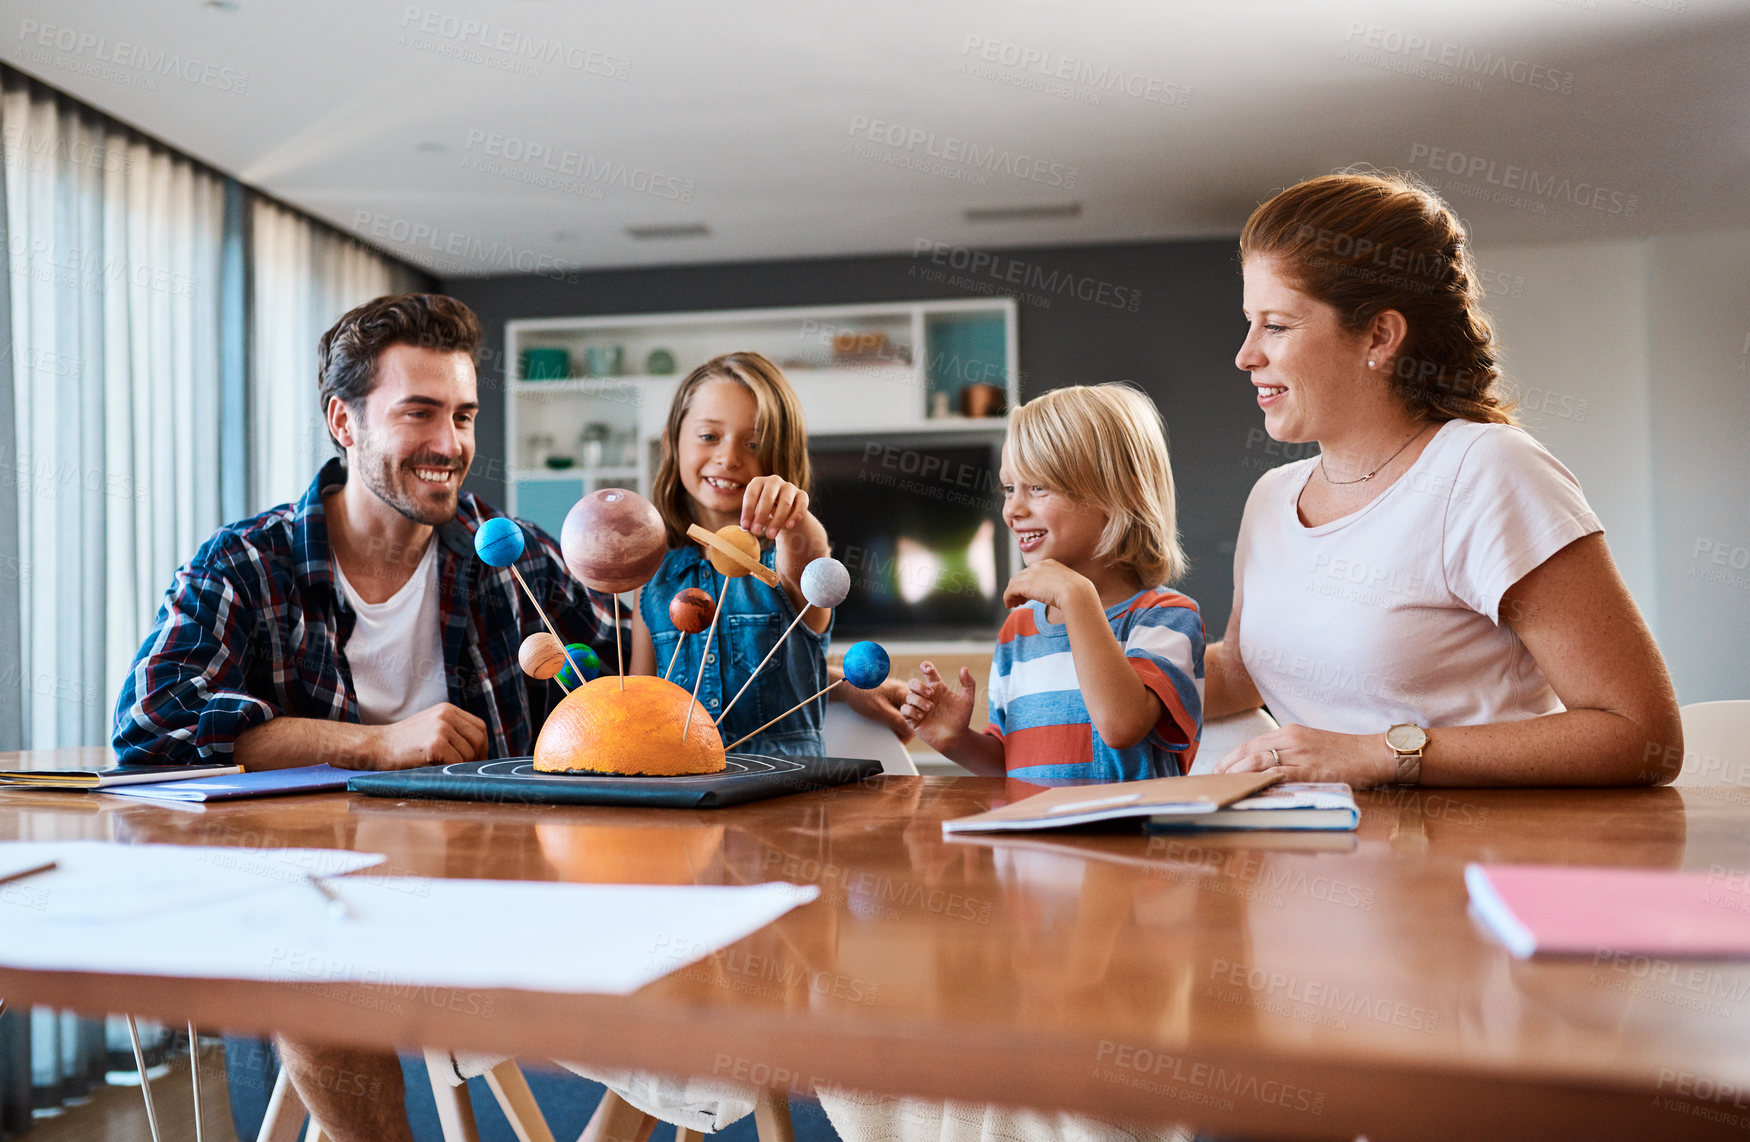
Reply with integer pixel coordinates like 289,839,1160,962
114,293,622,1141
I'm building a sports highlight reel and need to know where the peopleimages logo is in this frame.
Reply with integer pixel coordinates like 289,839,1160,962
1409,143,1637,216
462,130,695,203
16,19,249,93
1343,22,1575,95
847,117,1078,189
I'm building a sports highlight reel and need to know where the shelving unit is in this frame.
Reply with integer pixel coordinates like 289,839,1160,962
504,299,1017,537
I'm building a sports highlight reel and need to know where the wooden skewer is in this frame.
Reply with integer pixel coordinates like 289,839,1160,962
663,635,687,683
509,566,588,690
725,678,843,752
681,576,732,740
613,593,625,692
718,606,812,723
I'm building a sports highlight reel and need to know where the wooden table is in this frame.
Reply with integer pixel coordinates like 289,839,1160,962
3,748,1749,1141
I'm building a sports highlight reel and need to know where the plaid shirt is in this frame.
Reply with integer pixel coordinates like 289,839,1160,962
113,458,622,765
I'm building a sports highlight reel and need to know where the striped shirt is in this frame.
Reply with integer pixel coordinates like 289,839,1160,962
112,458,623,765
985,588,1204,782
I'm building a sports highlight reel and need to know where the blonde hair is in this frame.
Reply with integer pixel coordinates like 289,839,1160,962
651,351,812,548
1007,384,1186,586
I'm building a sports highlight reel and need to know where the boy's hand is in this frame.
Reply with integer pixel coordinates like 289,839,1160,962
1003,559,1097,612
901,662,977,753
741,475,810,540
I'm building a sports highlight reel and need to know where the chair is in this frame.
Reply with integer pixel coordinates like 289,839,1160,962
258,1051,550,1142
1675,700,1750,786
822,701,917,775
259,1052,796,1142
1188,708,1279,775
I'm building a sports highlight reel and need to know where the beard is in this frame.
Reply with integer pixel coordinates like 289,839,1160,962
352,426,465,527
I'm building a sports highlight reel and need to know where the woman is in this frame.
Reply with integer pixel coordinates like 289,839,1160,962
1209,170,1681,786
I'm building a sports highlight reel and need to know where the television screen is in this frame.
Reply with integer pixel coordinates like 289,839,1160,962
808,434,1010,640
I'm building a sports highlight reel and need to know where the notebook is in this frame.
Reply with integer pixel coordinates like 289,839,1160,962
939,772,1279,835
1148,782,1359,832
102,765,352,802
1465,863,1750,958
0,762,241,789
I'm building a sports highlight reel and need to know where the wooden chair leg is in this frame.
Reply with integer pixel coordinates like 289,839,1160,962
675,1129,705,1142
259,1068,312,1142
424,1049,483,1142
752,1090,795,1142
483,1060,559,1142
576,1089,657,1142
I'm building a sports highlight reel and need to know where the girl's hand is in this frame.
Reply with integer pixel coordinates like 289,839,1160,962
832,674,914,743
900,662,976,753
1002,559,1097,612
741,475,810,540
1213,724,1397,787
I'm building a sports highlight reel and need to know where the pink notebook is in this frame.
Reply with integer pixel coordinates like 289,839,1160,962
1465,863,1750,959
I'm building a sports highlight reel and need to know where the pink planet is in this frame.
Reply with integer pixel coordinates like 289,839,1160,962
561,488,666,593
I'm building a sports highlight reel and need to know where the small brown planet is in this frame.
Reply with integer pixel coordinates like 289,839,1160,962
668,587,715,634
518,632,567,680
533,675,727,776
561,489,666,593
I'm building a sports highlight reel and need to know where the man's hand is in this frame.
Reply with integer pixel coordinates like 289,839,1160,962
832,674,915,743
901,662,977,754
365,704,488,770
1002,558,1097,612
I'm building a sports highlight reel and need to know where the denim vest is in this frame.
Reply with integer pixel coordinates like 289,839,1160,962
641,544,830,756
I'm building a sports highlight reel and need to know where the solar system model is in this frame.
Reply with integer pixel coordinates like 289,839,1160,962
473,489,888,778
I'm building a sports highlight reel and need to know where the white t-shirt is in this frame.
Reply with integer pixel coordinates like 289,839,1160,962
1233,419,1602,734
332,538,449,725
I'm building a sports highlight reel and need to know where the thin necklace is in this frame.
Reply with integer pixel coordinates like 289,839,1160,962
1319,423,1430,486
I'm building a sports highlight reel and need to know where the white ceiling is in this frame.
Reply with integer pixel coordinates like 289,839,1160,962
6,0,1747,276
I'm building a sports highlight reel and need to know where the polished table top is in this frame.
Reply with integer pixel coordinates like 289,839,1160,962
3,748,1749,1141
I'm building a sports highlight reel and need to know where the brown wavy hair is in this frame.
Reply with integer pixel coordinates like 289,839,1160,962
317,293,483,447
651,352,812,548
1239,170,1516,425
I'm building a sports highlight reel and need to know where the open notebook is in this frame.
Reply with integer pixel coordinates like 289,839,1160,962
941,772,1279,834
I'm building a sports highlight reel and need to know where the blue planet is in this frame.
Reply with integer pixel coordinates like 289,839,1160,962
474,517,525,567
841,641,890,690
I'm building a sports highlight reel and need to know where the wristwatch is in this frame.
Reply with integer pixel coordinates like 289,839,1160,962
1386,723,1427,786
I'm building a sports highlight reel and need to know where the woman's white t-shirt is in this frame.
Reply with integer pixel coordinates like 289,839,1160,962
1234,419,1602,734
332,538,449,725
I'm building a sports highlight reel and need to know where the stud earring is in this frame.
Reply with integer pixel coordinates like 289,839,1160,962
1367,360,1376,368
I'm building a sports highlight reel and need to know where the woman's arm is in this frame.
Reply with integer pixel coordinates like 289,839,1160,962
1217,534,1683,786
1203,599,1264,719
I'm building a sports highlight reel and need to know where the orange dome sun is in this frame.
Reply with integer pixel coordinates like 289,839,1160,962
533,675,727,776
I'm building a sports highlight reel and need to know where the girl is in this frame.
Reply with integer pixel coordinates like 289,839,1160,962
902,384,1205,781
629,352,833,755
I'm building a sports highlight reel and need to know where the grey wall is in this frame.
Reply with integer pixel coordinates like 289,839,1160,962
442,238,1261,638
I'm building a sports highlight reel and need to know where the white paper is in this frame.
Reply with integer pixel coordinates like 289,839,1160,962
0,842,819,996
0,841,386,923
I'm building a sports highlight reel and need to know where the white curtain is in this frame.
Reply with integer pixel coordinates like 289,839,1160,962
249,198,423,513
0,70,426,752
0,72,227,750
